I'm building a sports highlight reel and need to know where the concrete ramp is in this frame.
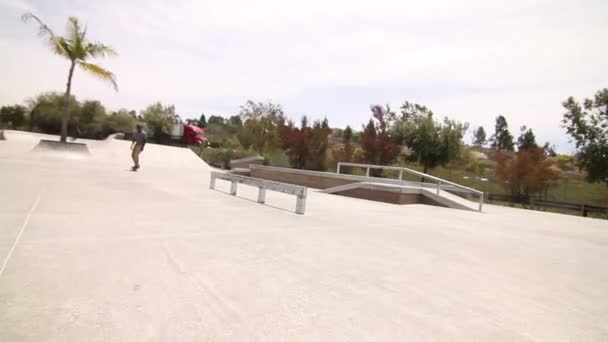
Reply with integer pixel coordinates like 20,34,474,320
0,130,211,170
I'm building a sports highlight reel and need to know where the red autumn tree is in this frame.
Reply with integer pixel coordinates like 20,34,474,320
280,116,312,169
359,105,401,175
490,147,559,198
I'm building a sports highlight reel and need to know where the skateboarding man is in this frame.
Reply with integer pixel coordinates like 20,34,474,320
131,124,146,171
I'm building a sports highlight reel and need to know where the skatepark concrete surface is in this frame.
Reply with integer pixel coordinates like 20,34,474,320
1,130,607,341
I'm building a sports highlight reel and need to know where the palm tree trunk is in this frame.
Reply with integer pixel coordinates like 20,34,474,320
60,61,76,143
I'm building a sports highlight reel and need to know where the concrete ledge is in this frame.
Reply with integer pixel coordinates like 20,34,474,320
32,139,90,154
228,168,251,176
250,164,469,193
230,156,264,169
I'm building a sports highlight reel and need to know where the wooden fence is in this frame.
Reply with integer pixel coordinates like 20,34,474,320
487,194,608,217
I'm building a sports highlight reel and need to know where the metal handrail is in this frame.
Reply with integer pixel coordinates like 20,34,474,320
210,171,308,214
336,162,484,211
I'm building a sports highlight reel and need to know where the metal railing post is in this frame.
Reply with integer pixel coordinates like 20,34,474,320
296,189,307,215
337,163,341,174
210,173,216,189
257,187,266,203
398,170,403,180
366,167,370,177
479,192,484,212
230,181,237,195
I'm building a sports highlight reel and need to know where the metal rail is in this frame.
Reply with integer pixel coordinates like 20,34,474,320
210,172,308,214
336,162,484,211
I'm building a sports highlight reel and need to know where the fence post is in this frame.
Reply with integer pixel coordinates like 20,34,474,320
337,163,341,174
230,181,237,196
398,169,403,180
479,193,484,212
257,187,266,204
366,167,370,177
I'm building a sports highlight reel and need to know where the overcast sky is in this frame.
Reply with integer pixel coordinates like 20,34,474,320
1,0,607,152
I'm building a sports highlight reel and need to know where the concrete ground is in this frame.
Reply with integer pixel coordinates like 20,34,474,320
1,130,607,341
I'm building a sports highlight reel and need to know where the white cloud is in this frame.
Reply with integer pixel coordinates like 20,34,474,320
1,0,607,152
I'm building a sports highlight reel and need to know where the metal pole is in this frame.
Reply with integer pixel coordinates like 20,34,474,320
209,173,216,189
230,181,237,195
337,163,341,174
479,193,484,212
296,190,307,215
366,167,370,177
257,187,266,203
398,169,403,180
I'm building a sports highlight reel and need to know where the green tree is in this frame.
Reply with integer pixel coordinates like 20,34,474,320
395,102,467,174
23,13,117,143
205,116,240,148
517,126,538,151
439,118,469,164
239,101,285,154
199,113,207,128
331,125,357,173
103,109,136,135
79,100,106,138
306,118,331,170
28,92,80,134
472,126,487,147
490,115,515,151
141,102,176,142
0,105,27,128
562,88,608,185
228,115,243,128
208,115,225,125
343,125,353,141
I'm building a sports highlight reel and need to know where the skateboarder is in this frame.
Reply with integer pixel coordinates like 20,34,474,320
131,124,146,171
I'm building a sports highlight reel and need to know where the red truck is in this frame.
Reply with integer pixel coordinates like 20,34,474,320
171,123,207,146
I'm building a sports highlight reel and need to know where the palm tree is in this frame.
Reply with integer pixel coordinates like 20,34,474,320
22,13,117,142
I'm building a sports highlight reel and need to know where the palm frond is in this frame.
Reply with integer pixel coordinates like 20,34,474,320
22,12,70,57
67,16,85,58
51,36,72,58
85,43,117,59
78,61,118,91
22,13,55,38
